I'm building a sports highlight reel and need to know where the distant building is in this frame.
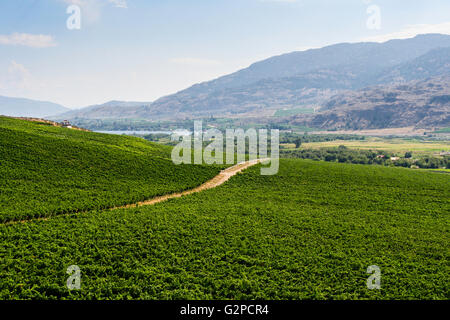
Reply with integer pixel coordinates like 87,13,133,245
439,151,450,156
390,157,400,161
376,155,385,159
61,120,72,128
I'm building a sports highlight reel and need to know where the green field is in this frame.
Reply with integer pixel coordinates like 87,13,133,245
300,137,450,156
1,158,449,299
0,117,221,222
1,117,449,300
274,107,315,117
434,127,450,133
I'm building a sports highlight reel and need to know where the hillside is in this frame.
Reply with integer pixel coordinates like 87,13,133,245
288,76,450,130
53,34,450,125
52,100,152,120
0,116,221,222
374,46,450,84
1,159,448,299
0,96,69,118
147,35,450,121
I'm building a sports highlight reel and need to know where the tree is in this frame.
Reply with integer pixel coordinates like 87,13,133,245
405,151,412,159
294,138,302,149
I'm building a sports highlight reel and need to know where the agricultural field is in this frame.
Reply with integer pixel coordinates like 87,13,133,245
298,137,450,156
434,127,450,134
0,117,221,222
1,159,448,299
274,108,315,117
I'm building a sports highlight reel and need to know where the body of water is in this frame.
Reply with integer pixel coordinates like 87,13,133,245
95,130,191,136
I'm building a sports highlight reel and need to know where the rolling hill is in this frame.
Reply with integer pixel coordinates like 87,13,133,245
1,159,448,299
52,100,152,120
0,116,220,222
0,96,69,118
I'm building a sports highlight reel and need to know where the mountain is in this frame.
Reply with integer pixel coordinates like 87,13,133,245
288,76,450,130
183,33,450,91
53,34,450,124
144,34,450,119
374,46,450,84
0,96,69,118
52,100,152,120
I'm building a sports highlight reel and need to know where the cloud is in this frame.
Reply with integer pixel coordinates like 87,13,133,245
361,21,450,43
0,33,56,48
0,61,33,93
8,61,33,89
170,58,222,67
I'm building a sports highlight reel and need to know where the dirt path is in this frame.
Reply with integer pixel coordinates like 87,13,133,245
4,159,265,225
116,158,266,209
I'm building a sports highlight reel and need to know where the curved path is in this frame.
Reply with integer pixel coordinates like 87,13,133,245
116,158,266,209
5,159,266,225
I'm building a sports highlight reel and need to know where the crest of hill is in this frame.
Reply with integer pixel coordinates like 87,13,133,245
0,116,219,222
52,100,152,120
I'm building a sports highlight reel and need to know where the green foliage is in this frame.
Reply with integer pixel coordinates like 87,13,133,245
0,117,221,222
434,127,450,133
280,133,365,145
274,108,315,117
282,147,450,169
1,160,448,299
71,118,195,132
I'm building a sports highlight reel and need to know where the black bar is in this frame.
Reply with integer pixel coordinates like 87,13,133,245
1,300,448,318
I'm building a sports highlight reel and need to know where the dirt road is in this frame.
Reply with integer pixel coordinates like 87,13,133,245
5,159,266,225
116,158,266,209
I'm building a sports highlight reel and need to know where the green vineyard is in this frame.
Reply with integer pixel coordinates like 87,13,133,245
0,117,221,222
1,135,448,299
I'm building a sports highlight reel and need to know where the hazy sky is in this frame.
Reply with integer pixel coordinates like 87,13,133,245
1,0,449,108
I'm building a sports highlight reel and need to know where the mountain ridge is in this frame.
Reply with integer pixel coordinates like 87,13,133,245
0,95,69,118
44,34,450,129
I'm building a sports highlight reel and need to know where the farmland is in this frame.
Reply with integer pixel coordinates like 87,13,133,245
298,137,449,156
0,117,221,222
434,127,450,133
274,108,315,117
1,159,448,299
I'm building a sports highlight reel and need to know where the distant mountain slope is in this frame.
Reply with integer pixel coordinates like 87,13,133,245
0,96,69,118
145,34,450,119
54,34,450,123
190,33,450,91
289,76,450,130
375,46,450,84
52,100,152,120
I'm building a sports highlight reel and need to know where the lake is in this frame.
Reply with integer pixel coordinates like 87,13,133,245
95,130,191,136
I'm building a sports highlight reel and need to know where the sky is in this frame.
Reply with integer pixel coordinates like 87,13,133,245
0,0,449,109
